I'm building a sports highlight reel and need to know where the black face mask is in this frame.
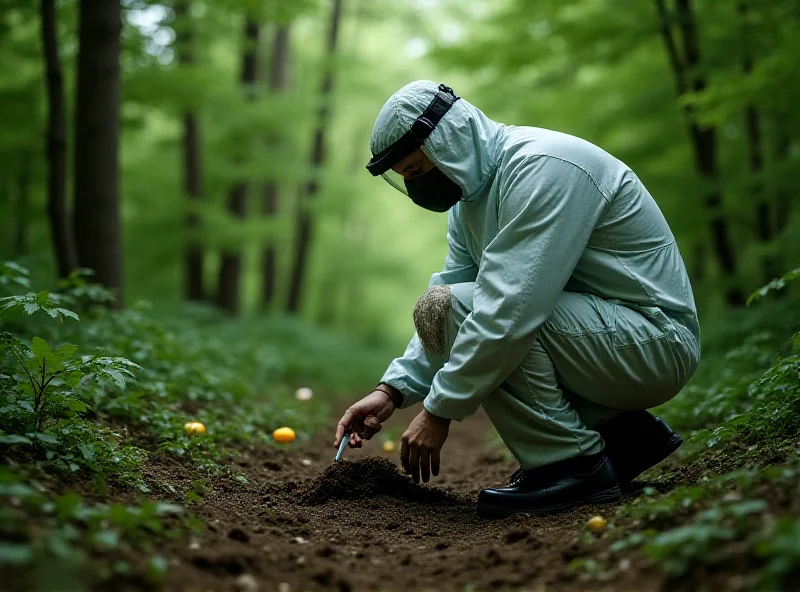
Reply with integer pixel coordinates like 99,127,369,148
404,167,462,212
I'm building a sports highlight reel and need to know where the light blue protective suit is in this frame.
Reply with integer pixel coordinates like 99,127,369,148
374,81,701,469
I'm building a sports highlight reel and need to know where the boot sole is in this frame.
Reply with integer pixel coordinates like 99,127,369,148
617,433,683,484
476,485,622,519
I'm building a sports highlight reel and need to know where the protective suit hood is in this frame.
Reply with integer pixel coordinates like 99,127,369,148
370,80,505,201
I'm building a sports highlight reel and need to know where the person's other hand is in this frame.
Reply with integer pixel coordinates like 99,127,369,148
401,408,451,483
334,390,396,449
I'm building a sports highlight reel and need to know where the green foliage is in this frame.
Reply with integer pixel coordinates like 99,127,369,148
597,274,800,590
0,292,79,321
434,0,800,303
0,258,388,586
655,288,800,452
612,464,800,589
1,261,386,481
0,466,197,589
748,267,800,306
755,517,800,590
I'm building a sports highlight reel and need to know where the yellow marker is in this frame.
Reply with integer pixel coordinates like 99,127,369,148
184,421,206,435
586,515,607,533
382,440,397,453
272,427,296,443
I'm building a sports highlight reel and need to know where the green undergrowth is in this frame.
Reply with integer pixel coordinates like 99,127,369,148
652,275,800,478
0,466,203,591
0,261,391,590
579,271,800,590
607,462,800,590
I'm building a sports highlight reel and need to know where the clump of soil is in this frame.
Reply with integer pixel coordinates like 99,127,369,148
297,456,465,506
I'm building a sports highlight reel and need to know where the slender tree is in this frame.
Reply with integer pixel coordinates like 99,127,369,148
73,0,123,304
217,19,260,314
261,25,290,308
738,2,775,283
174,0,205,301
13,156,30,258
286,0,343,313
773,120,792,234
655,0,744,306
40,0,78,279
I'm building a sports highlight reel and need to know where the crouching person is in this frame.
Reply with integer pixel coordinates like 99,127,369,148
333,80,700,517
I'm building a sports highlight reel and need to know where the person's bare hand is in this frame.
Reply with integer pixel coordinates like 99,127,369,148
334,390,396,449
401,408,450,483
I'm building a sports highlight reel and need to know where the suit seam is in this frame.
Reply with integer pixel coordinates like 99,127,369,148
518,346,585,455
589,241,677,256
526,154,612,205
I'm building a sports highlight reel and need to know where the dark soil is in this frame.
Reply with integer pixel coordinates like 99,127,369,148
295,456,464,506
149,408,668,592
23,405,789,591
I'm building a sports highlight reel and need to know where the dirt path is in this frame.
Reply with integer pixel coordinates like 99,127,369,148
158,408,659,592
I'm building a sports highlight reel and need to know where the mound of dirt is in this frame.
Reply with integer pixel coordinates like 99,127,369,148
297,456,466,506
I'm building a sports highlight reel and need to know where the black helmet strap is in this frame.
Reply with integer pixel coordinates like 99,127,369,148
366,84,460,176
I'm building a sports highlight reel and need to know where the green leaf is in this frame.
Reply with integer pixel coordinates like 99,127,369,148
92,529,120,550
67,399,90,414
146,555,169,583
31,337,52,361
78,443,95,461
54,308,79,321
154,503,184,516
55,344,78,362
26,433,59,444
105,369,127,389
0,434,32,445
747,267,800,306
0,483,36,497
0,543,32,565
23,302,39,315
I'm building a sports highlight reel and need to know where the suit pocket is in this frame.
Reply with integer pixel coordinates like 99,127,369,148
612,303,670,350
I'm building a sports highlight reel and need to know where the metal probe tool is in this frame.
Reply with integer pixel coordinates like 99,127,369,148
334,430,350,462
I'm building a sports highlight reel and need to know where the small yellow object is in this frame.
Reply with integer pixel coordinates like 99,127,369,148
272,427,296,443
586,515,607,533
184,421,206,435
382,440,397,453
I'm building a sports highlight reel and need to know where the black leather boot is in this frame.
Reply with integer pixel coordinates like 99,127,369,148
595,410,683,484
477,452,621,518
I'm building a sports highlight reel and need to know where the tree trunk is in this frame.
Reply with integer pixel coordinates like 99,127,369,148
655,0,744,306
174,0,205,301
261,25,290,308
41,0,78,279
216,19,259,314
690,241,706,284
73,0,123,305
286,0,343,314
773,117,792,234
13,157,30,258
183,113,205,301
744,102,769,243
738,2,775,283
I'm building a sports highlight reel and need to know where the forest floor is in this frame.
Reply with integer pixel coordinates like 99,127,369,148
3,268,799,591
101,405,795,592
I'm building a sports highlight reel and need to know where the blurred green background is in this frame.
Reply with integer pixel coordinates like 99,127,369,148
1,2,799,588
0,0,798,350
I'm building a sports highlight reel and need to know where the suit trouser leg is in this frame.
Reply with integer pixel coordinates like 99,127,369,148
440,283,696,470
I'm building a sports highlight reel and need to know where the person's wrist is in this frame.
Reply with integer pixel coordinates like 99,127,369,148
374,383,403,408
423,407,451,426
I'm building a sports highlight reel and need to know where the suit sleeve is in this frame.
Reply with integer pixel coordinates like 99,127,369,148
379,210,478,408
423,156,611,420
